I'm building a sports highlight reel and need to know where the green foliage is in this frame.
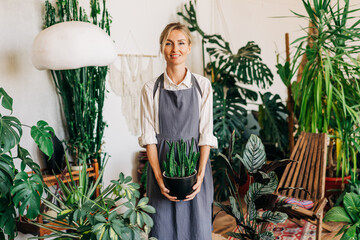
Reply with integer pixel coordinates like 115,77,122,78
44,0,111,167
215,134,289,240
257,92,289,154
32,158,156,240
163,139,199,178
324,192,360,239
178,0,277,201
291,0,360,178
178,0,273,153
0,88,54,239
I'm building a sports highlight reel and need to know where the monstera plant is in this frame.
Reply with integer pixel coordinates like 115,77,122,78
178,1,283,201
215,133,291,239
0,88,53,239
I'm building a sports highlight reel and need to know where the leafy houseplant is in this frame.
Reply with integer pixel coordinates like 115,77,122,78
44,0,111,168
215,133,290,240
32,156,157,240
178,1,289,200
0,88,54,239
162,139,199,200
324,192,360,240
290,0,360,179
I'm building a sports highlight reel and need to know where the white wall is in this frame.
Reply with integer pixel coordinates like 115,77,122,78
2,0,357,238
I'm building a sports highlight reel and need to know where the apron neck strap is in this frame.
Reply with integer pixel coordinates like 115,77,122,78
153,73,203,98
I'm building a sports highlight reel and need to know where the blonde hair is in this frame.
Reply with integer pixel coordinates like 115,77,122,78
159,22,192,55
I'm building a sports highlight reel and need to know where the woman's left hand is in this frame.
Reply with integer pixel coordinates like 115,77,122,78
184,174,204,201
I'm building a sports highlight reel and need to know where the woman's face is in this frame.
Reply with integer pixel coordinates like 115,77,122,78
163,30,191,67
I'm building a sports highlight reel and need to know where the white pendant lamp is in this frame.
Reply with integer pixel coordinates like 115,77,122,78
32,21,116,70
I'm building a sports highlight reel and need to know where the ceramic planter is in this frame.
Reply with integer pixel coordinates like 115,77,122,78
163,170,197,200
325,175,351,197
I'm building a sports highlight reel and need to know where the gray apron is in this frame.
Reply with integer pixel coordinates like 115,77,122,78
146,73,214,240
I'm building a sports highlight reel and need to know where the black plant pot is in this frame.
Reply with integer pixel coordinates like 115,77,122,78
162,170,197,200
42,132,65,174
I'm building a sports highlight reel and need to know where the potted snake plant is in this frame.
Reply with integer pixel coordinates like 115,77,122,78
162,138,199,200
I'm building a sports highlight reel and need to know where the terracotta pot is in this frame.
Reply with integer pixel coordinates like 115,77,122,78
163,170,197,200
325,175,351,197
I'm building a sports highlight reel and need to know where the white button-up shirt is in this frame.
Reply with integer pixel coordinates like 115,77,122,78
138,68,218,148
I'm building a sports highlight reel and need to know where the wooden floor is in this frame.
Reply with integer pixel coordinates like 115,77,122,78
212,202,345,240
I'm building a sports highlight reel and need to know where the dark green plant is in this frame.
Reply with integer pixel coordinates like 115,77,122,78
163,139,199,178
215,133,291,240
290,0,360,178
0,88,54,239
324,192,360,240
32,156,156,240
256,92,289,155
178,1,277,201
44,0,111,168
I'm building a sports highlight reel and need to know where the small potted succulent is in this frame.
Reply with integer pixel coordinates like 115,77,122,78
162,139,199,200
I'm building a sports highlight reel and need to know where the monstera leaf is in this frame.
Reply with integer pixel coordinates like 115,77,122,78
11,172,43,219
213,84,247,151
241,134,266,173
31,120,54,158
0,154,15,196
258,92,288,154
0,88,13,112
208,41,273,88
0,115,22,154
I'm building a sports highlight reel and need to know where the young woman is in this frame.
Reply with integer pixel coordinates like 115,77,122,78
139,22,217,240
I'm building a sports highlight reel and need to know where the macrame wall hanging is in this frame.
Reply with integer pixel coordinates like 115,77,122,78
109,54,156,136
109,30,158,135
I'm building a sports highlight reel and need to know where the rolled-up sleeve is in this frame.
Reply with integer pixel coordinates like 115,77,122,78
198,79,218,148
138,83,157,148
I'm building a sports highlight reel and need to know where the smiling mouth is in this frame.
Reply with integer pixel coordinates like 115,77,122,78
170,54,181,58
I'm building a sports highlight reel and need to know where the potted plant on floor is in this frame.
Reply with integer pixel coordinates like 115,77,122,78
215,133,291,240
162,139,199,200
289,0,360,186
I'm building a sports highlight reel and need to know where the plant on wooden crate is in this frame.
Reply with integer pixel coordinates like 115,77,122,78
215,133,291,240
0,88,53,239
290,0,360,179
43,0,111,167
32,156,156,240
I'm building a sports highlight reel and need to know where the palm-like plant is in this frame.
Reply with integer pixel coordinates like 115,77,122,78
291,0,360,178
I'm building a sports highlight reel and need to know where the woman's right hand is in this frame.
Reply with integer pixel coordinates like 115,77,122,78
157,179,179,202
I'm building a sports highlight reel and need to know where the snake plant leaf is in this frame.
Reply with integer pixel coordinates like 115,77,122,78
261,211,287,224
11,171,43,219
31,120,54,158
241,134,266,174
0,115,22,154
0,88,13,112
